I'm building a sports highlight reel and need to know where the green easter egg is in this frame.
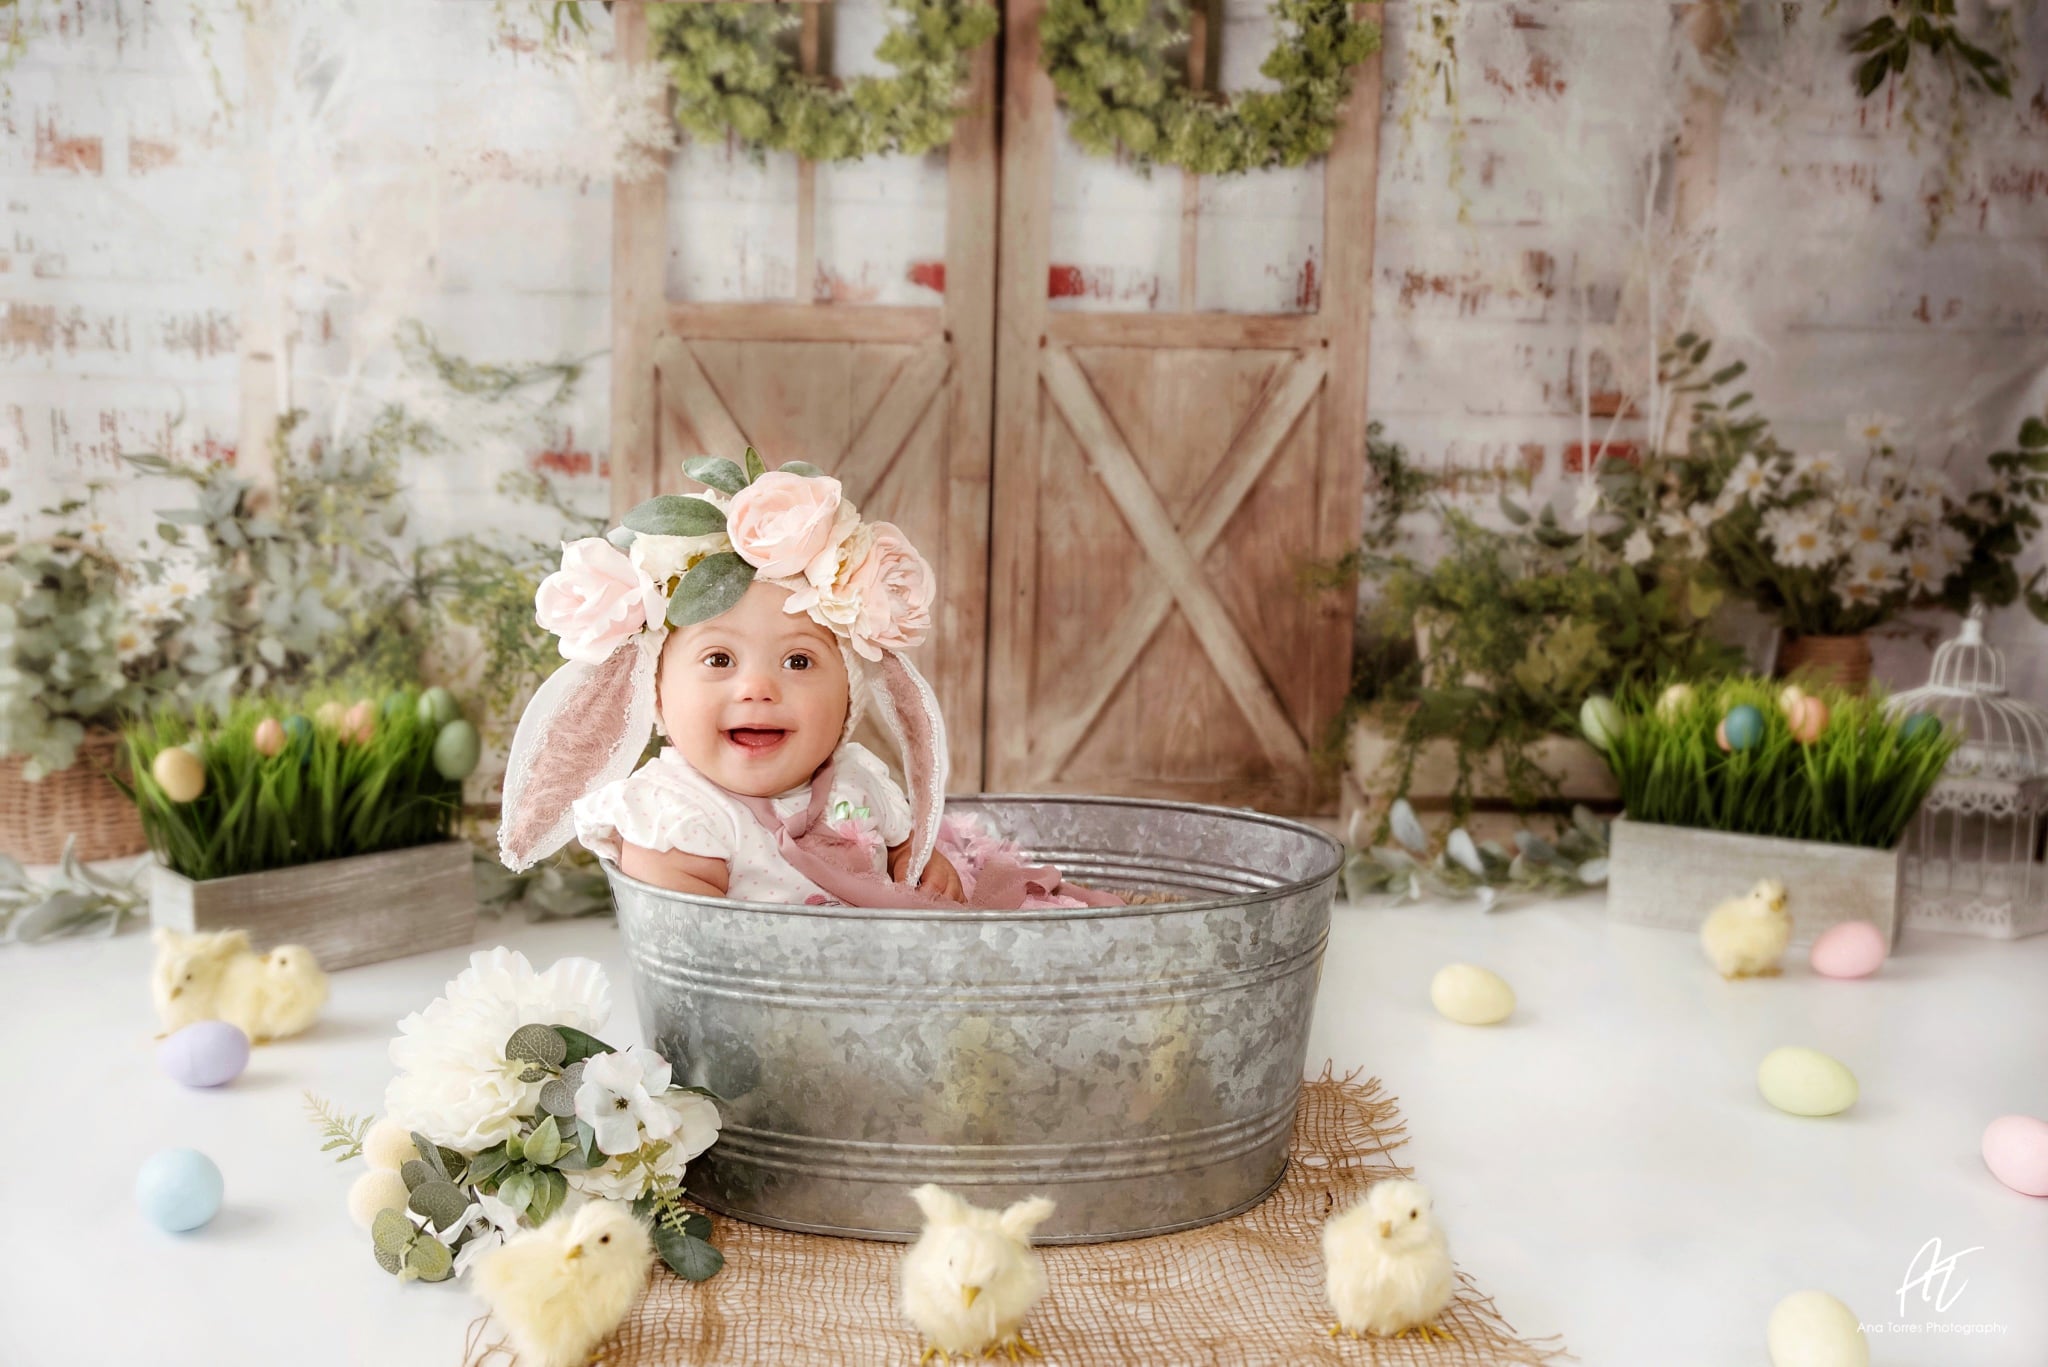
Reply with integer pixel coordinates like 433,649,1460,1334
1579,695,1623,751
418,687,460,729
432,720,480,781
381,692,411,720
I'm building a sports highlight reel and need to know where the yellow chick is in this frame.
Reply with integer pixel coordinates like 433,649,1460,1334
151,927,328,1042
1700,878,1792,980
1323,1178,1455,1341
900,1184,1056,1364
474,1200,652,1367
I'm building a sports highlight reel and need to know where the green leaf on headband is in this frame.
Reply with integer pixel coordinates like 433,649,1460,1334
743,446,767,482
624,494,727,538
779,461,825,479
683,455,749,495
605,525,637,550
668,552,755,626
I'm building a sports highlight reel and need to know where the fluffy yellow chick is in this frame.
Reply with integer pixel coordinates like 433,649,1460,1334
1700,878,1792,979
900,1184,1056,1364
1323,1178,1455,1341
474,1200,652,1367
151,928,328,1042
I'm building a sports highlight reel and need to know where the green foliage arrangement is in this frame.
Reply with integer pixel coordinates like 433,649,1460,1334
121,686,473,882
305,1092,374,1163
1040,0,1380,175
649,0,999,163
1342,798,1611,909
1589,676,1958,850
0,835,148,944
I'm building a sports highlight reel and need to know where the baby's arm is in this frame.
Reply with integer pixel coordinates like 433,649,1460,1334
889,840,964,902
620,840,730,899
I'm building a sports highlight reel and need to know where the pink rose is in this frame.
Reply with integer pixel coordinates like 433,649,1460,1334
843,521,935,661
725,471,846,579
534,537,659,663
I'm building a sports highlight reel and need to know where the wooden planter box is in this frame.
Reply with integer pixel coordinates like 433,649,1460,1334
150,841,477,971
1606,816,1902,948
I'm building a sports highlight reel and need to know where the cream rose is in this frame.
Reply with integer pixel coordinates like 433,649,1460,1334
725,471,846,579
534,538,661,663
844,521,936,661
630,527,732,589
782,520,872,632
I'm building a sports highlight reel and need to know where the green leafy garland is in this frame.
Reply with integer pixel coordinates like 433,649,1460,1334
649,0,999,163
1039,0,1380,176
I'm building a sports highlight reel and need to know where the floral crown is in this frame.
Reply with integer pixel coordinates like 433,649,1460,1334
533,448,936,667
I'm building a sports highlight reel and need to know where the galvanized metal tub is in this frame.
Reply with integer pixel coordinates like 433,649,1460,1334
608,795,1341,1244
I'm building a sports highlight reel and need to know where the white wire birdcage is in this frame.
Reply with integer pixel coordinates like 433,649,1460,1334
1884,607,2048,938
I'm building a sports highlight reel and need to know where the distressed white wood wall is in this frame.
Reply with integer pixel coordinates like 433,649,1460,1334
3,0,2046,694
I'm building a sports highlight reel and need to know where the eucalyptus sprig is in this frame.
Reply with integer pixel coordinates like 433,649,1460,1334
0,836,147,944
1342,799,1610,909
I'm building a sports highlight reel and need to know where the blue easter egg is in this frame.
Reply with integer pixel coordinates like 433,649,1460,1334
1901,712,1941,743
158,1021,250,1088
282,715,311,747
136,1149,223,1232
1722,704,1765,752
381,692,411,720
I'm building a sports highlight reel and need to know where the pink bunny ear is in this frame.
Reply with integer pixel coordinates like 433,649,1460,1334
868,649,948,885
498,634,661,871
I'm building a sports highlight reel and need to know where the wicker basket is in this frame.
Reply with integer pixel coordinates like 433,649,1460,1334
0,728,148,864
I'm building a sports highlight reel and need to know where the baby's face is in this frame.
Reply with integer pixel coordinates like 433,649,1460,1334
659,580,849,798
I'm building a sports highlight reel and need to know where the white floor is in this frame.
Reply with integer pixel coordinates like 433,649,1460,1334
3,892,2044,1367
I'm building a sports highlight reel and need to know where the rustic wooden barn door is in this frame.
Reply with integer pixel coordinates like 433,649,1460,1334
987,0,1383,813
609,1,999,789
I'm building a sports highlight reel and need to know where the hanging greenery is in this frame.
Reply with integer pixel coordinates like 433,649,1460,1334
648,0,999,163
1039,0,1380,176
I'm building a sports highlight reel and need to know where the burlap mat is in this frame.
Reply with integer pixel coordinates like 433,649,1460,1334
463,1067,1571,1366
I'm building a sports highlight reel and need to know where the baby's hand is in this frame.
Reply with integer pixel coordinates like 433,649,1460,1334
891,843,965,903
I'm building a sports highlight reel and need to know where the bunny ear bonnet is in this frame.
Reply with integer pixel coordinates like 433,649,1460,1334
498,449,948,883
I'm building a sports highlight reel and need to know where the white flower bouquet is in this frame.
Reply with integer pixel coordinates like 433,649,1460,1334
312,948,724,1285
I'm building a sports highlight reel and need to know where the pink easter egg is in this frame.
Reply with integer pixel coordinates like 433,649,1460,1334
1788,695,1831,744
1982,1115,2048,1197
253,717,286,757
343,699,376,744
1809,920,1887,979
1716,718,1731,751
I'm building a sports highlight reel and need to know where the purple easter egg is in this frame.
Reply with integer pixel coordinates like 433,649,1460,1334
159,1020,251,1088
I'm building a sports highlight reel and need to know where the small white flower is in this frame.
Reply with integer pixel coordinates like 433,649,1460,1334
1842,543,1905,593
127,585,180,624
158,554,215,603
629,528,732,590
1833,490,1873,525
1846,411,1909,448
1928,523,1969,566
1841,510,1891,548
1794,449,1845,485
1726,454,1774,502
1900,544,1948,596
1622,529,1654,565
113,623,155,663
450,1190,527,1279
565,1093,721,1202
1763,509,1837,570
574,1046,681,1156
1835,577,1883,609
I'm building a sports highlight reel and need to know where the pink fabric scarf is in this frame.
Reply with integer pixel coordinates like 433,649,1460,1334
730,759,1122,910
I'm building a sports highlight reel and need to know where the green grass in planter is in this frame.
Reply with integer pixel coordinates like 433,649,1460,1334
120,688,461,881
1599,676,1957,850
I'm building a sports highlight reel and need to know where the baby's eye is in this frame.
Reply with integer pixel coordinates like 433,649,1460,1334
702,651,733,669
784,653,813,671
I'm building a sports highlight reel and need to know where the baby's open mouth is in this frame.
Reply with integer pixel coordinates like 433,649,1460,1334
724,727,790,754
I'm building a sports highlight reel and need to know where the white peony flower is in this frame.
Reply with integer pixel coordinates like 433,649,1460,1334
575,1046,681,1155
385,949,613,1150
630,527,732,589
1622,529,1654,565
565,1092,721,1202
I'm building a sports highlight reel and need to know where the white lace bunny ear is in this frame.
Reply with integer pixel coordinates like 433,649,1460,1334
498,633,662,872
866,648,948,885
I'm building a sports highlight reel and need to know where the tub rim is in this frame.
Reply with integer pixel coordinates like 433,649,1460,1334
600,792,1343,923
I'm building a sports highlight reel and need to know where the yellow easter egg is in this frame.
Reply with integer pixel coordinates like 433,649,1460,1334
1766,1289,1869,1367
1778,684,1808,717
1430,963,1516,1026
1757,1046,1858,1117
1656,683,1695,720
151,745,206,803
315,700,347,730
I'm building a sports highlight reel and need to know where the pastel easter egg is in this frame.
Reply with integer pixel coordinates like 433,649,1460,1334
1786,695,1830,744
158,1020,250,1088
253,717,286,757
1900,712,1941,743
1981,1115,2048,1197
1579,695,1623,751
282,715,312,749
1758,1046,1858,1117
135,1148,223,1233
418,686,460,729
343,699,376,744
1766,1290,1869,1367
433,719,480,781
1777,684,1808,716
1655,683,1695,720
1809,921,1886,979
151,745,206,803
314,700,347,730
1430,963,1516,1026
1719,704,1765,752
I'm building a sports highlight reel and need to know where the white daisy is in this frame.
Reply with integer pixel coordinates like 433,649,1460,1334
1846,411,1910,448
1833,489,1873,525
1725,454,1774,502
113,622,155,663
127,584,179,624
158,555,215,603
1835,578,1884,610
1842,543,1905,594
1928,523,1970,566
1900,544,1948,596
1794,449,1846,486
1763,509,1838,570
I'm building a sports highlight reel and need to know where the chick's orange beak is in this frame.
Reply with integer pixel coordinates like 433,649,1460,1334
961,1285,981,1308
1378,1219,1393,1239
566,1244,584,1261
